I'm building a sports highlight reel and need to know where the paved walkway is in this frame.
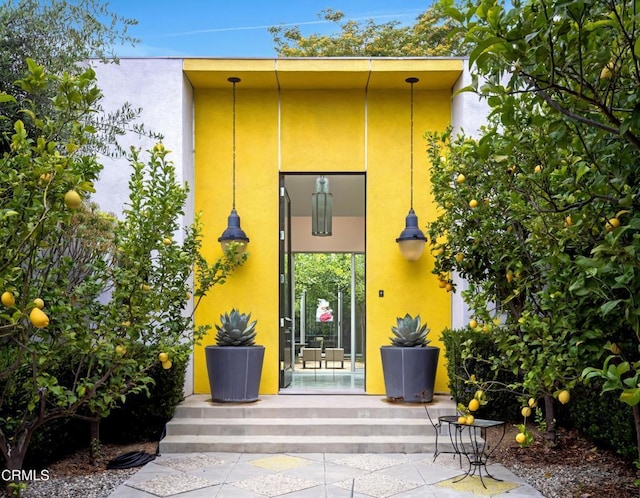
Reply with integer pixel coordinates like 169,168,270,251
108,450,544,497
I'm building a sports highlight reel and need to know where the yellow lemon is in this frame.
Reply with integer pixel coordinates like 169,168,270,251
606,217,620,231
515,433,526,444
115,345,126,356
558,390,570,404
1,291,15,307
445,283,453,292
469,319,478,329
601,62,614,79
457,416,467,424
158,352,169,363
162,360,173,370
29,308,49,328
528,397,538,408
456,174,466,184
469,199,479,209
465,415,475,425
162,237,172,246
534,165,542,174
455,252,464,263
468,399,480,412
521,407,532,418
64,190,82,209
33,298,44,309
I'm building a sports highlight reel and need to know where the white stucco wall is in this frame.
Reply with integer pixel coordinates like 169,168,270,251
451,59,489,137
449,60,491,330
91,58,196,394
91,58,192,217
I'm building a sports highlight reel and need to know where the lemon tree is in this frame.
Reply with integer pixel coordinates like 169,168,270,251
0,62,246,480
430,0,640,450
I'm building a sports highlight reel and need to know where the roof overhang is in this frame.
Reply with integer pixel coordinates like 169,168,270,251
183,58,464,91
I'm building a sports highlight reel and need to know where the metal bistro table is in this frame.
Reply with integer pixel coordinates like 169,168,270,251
436,414,507,488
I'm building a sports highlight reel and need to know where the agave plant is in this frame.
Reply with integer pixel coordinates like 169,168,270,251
215,309,258,346
390,313,430,347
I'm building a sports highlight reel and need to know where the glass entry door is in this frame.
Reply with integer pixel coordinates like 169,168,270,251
278,173,365,393
278,178,293,388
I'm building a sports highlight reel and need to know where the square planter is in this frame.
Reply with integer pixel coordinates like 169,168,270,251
205,345,265,403
380,345,439,402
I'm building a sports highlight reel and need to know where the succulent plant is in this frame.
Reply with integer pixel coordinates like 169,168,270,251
214,309,258,346
390,313,430,347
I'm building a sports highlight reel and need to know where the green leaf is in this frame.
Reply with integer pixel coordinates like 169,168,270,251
620,389,640,407
469,36,506,69
0,93,17,104
600,299,623,316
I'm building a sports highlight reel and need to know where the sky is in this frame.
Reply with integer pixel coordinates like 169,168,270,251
104,1,433,57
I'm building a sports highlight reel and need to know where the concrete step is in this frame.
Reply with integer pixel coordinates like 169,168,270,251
160,394,460,454
171,394,454,419
165,417,433,436
159,434,462,454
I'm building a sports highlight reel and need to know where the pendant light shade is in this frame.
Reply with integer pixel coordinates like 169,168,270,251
396,208,426,262
397,77,427,261
219,208,249,253
311,176,333,236
218,76,249,253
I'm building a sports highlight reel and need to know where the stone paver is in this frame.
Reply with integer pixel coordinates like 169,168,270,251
108,452,545,497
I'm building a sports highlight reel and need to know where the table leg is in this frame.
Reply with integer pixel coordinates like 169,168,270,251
453,424,505,489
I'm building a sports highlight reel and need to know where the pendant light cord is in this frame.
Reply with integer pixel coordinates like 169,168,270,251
229,77,240,210
406,77,418,210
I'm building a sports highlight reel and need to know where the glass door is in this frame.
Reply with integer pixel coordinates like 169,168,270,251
279,176,293,388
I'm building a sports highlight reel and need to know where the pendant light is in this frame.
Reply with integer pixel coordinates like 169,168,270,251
396,77,427,261
311,176,333,236
218,76,249,253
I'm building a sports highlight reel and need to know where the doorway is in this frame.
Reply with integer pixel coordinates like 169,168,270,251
279,174,365,393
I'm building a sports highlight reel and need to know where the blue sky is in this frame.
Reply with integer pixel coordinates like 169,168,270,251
105,1,432,57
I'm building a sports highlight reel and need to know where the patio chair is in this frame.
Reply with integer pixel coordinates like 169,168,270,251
302,347,322,368
325,348,344,368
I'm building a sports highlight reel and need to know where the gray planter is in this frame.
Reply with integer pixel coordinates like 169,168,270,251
380,345,440,403
205,345,265,403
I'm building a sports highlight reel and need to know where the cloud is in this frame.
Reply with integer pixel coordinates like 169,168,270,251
152,11,422,39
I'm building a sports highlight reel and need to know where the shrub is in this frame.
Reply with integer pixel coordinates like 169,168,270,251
101,355,188,443
563,381,636,461
442,327,521,421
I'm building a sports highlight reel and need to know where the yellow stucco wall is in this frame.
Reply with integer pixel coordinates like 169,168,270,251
192,87,280,394
366,88,452,395
188,59,461,396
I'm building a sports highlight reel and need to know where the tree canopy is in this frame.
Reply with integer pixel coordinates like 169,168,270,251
269,6,468,57
0,0,156,157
